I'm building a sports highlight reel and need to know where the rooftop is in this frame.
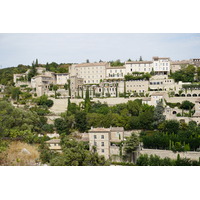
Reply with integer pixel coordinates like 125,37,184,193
171,60,190,65
89,127,110,133
75,62,108,67
106,66,125,69
151,92,166,96
126,61,153,64
46,139,61,144
193,111,200,117
89,127,124,133
110,127,124,132
142,97,151,101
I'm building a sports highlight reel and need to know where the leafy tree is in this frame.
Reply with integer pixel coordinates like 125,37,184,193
11,87,21,101
75,111,88,132
34,95,54,107
39,142,58,164
54,118,70,135
171,65,195,82
153,101,165,127
139,56,143,61
49,137,109,166
124,133,140,163
28,62,37,81
84,86,91,112
159,120,180,134
180,100,194,110
52,85,58,98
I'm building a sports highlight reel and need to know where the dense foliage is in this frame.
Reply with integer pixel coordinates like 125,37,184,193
171,65,196,82
141,120,200,151
0,64,29,85
0,101,51,142
0,60,70,86
39,136,109,166
125,72,151,81
33,95,54,108
57,99,156,133
136,154,200,166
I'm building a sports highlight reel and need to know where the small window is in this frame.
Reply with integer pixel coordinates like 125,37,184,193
101,142,104,147
101,149,104,153
101,135,104,139
94,135,97,139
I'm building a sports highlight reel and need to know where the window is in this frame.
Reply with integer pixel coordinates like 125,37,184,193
101,149,104,153
101,142,104,146
94,135,97,139
94,142,97,146
101,135,104,139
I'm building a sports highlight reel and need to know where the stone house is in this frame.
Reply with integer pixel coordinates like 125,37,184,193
88,127,124,160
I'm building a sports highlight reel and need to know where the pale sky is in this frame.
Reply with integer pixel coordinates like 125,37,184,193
0,33,200,68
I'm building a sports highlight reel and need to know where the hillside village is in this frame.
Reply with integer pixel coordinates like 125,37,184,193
1,56,200,165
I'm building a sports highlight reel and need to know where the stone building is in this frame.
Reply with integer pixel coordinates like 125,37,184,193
170,60,190,73
69,62,109,84
46,139,62,152
88,127,124,159
56,73,69,86
70,76,84,98
125,80,149,94
31,75,55,97
125,61,153,74
152,57,170,75
105,66,126,80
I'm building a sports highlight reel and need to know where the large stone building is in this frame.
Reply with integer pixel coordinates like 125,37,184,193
152,57,170,75
124,57,170,75
88,127,124,159
69,62,109,84
125,61,153,74
105,66,126,80
126,80,149,94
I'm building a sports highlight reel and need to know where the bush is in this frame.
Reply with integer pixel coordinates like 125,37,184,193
180,100,194,110
34,95,54,108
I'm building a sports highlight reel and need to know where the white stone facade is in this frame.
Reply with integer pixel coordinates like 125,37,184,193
88,127,124,159
69,62,109,84
125,61,153,74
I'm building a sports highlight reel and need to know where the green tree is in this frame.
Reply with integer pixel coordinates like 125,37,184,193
84,86,91,112
11,87,21,101
54,118,70,135
53,85,59,98
180,100,194,110
75,111,88,132
49,137,109,166
124,133,140,163
153,101,165,127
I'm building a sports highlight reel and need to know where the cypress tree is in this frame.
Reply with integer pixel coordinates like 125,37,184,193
84,86,91,112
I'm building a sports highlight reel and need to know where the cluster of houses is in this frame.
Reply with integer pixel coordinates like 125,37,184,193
13,57,200,100
46,126,140,162
11,56,200,161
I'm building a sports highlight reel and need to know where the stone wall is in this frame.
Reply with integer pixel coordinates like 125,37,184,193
140,148,200,161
